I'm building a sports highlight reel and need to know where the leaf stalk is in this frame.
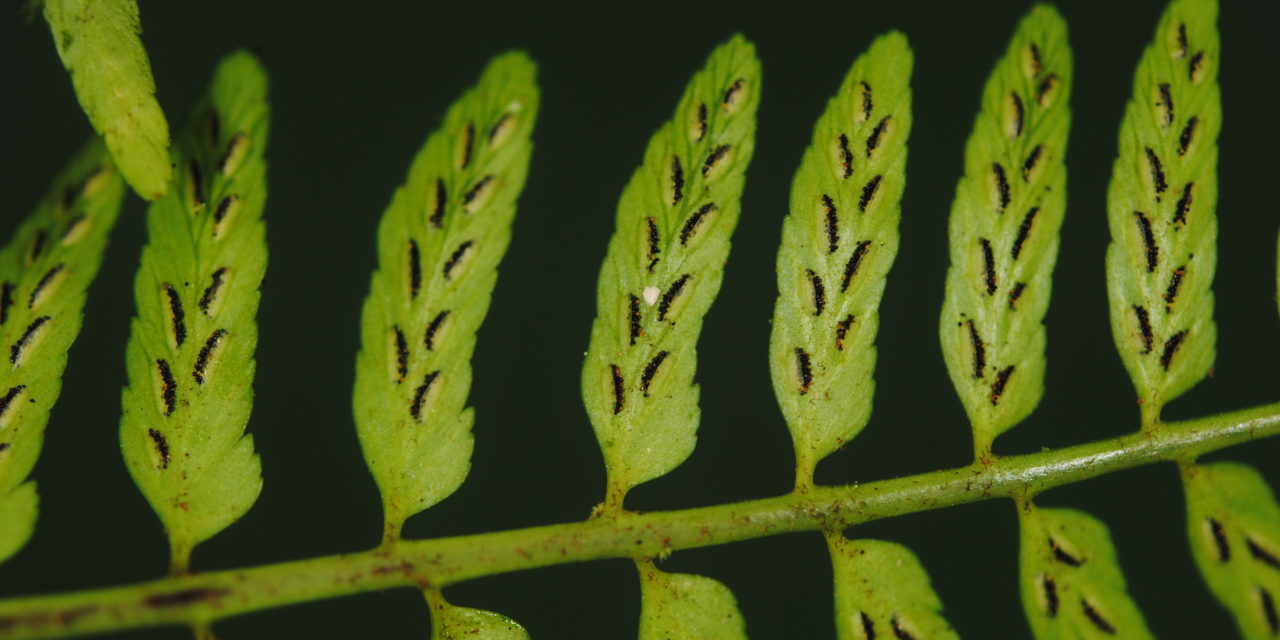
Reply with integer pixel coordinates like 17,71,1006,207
2,401,1277,639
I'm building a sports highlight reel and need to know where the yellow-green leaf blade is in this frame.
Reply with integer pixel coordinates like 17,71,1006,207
0,483,37,564
939,5,1072,456
1018,505,1153,639
43,0,172,200
638,562,746,640
582,36,760,505
1106,0,1219,420
828,536,959,640
427,592,529,640
353,53,539,538
1182,462,1280,639
769,32,912,485
0,139,125,564
119,51,269,571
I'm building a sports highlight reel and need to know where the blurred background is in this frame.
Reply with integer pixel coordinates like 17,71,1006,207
2,0,1278,637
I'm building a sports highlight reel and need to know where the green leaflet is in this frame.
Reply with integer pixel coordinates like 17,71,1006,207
1018,505,1152,639
1106,0,1220,422
773,39,949,640
0,484,37,564
0,140,124,564
43,0,172,200
353,53,539,538
1182,463,1280,639
828,536,958,640
582,36,760,505
638,561,747,640
432,608,528,640
119,51,269,572
769,32,912,485
939,5,1072,456
426,591,529,640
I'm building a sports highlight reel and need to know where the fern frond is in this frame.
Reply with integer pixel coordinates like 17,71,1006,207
1182,463,1280,639
637,561,747,639
43,0,171,200
582,35,760,506
828,536,957,640
1019,505,1153,639
1106,0,1219,423
119,51,269,572
939,5,1072,457
769,32,912,485
352,53,539,539
0,140,124,564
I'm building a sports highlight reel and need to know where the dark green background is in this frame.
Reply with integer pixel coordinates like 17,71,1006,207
3,1,1279,637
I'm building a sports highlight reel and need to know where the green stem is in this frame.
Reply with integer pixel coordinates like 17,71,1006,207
822,529,855,639
381,503,405,547
1140,394,1162,433
422,588,450,637
793,452,818,495
168,549,190,579
2,401,1277,639
190,621,215,640
972,430,995,464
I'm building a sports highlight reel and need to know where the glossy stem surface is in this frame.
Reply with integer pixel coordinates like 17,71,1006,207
2,401,1277,639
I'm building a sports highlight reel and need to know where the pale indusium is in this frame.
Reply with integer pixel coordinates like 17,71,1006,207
1,0,1279,639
